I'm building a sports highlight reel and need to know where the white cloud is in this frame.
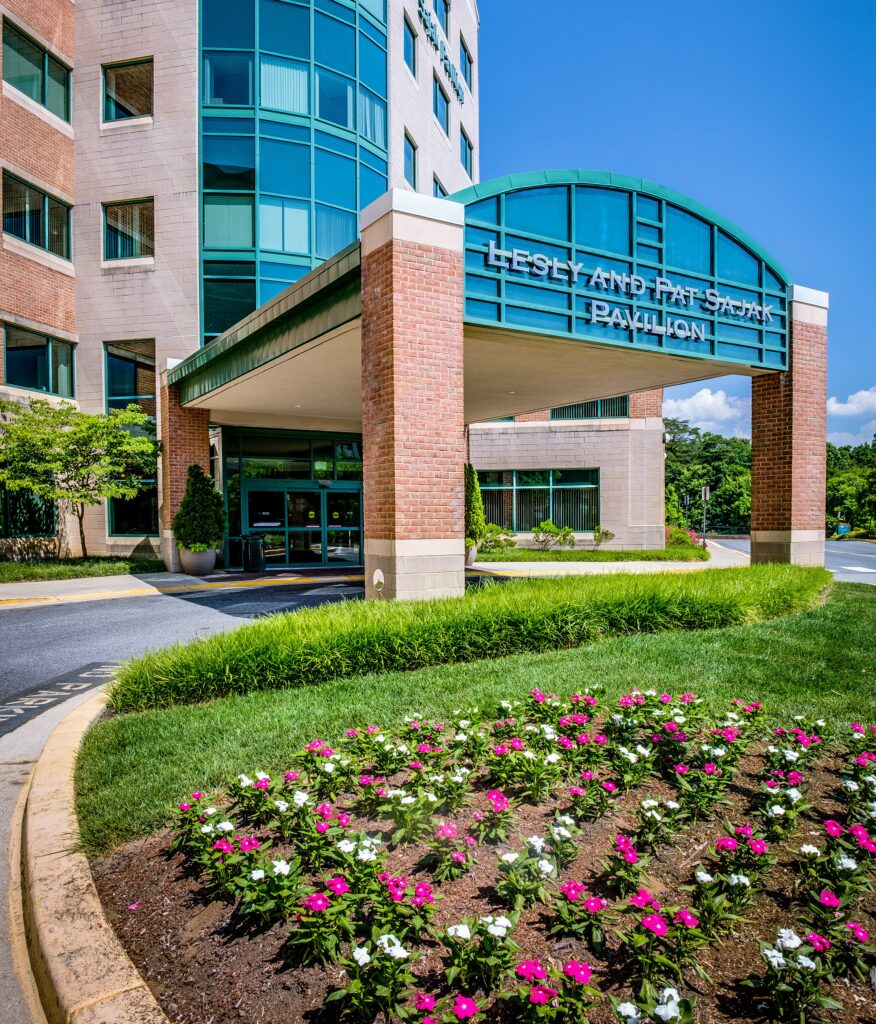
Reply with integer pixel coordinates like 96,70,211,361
828,420,876,447
662,388,751,437
827,385,876,417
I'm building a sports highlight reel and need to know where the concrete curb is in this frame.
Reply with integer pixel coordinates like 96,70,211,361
21,690,170,1024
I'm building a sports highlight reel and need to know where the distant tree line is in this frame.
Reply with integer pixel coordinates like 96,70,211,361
664,418,876,538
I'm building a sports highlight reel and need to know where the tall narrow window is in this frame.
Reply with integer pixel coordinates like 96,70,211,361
103,59,153,121
2,172,70,258
403,17,416,76
403,133,417,189
433,75,449,134
434,0,449,34
433,176,447,198
104,199,155,259
460,126,473,177
105,340,156,415
2,21,70,121
459,35,473,89
3,324,74,397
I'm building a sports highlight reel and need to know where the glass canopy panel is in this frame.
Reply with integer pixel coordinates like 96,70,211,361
505,187,569,241
575,187,630,254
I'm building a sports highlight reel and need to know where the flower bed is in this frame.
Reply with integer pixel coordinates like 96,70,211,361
91,688,876,1024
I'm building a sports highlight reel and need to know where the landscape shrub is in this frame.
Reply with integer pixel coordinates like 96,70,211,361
172,465,226,552
666,526,700,548
532,519,576,550
464,464,486,548
479,523,517,555
108,566,830,713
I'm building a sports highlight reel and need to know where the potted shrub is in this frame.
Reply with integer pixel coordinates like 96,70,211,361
464,463,486,565
172,464,226,575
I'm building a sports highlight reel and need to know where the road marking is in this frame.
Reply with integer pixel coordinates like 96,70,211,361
840,566,876,573
0,679,102,724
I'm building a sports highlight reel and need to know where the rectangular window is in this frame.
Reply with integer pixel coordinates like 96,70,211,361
203,194,255,248
259,196,310,253
109,485,158,536
358,86,387,148
203,136,256,191
459,35,473,89
403,132,417,189
315,67,354,129
260,55,309,114
0,482,55,539
550,396,629,419
103,59,153,121
433,75,449,134
105,340,156,416
203,278,257,335
2,172,70,259
479,469,599,533
3,323,74,397
433,176,447,199
2,20,70,121
104,199,154,260
460,126,473,177
202,51,254,106
434,0,449,34
403,17,416,76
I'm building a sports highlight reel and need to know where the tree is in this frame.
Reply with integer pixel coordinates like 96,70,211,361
464,463,486,548
172,464,226,551
0,399,158,558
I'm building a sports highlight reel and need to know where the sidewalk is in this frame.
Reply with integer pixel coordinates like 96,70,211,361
473,540,749,576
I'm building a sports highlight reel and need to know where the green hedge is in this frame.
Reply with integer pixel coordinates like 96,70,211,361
109,566,830,713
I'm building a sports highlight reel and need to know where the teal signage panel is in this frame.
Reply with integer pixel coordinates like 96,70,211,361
451,171,790,371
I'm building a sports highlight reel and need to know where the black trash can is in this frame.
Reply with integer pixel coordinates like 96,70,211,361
242,534,265,572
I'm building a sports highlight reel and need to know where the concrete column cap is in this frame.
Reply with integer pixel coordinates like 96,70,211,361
361,188,466,231
789,284,829,309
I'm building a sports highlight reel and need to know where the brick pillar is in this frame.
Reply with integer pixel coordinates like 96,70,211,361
360,190,466,600
629,388,666,549
629,388,664,418
750,285,828,566
158,368,211,571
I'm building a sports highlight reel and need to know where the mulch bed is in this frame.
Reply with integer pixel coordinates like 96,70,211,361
91,743,876,1023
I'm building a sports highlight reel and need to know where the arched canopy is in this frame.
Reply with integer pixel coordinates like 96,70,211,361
450,170,789,371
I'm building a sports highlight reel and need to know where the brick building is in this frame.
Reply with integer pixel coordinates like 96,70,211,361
0,1,827,586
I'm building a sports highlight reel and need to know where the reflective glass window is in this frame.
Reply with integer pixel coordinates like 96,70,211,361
359,34,386,95
202,0,254,47
46,55,69,120
2,22,70,121
434,0,448,33
109,486,158,536
360,0,386,21
637,195,660,221
104,60,153,121
260,138,310,196
717,230,760,286
104,199,154,260
259,197,310,253
203,194,255,248
357,86,386,147
4,325,74,397
403,17,416,76
764,266,784,292
259,0,309,58
315,67,353,128
203,278,257,334
433,176,447,198
433,75,449,133
315,204,356,258
361,166,387,208
203,52,254,106
404,133,417,188
459,35,473,89
315,12,355,75
105,341,156,415
315,149,356,207
665,205,711,274
203,136,256,190
316,0,354,21
575,186,630,255
3,172,70,258
506,186,569,241
460,127,473,176
0,483,55,538
260,55,309,114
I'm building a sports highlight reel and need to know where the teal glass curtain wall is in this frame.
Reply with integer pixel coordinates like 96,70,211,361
200,0,389,344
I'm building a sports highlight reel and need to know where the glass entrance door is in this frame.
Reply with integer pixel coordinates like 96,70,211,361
245,485,361,567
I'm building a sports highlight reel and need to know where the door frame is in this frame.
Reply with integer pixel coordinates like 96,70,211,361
242,479,363,569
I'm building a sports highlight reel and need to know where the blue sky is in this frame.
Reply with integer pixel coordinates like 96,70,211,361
477,0,876,445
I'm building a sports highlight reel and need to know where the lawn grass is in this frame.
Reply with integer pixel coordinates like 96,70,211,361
108,565,827,711
0,556,165,583
478,544,709,562
75,580,876,856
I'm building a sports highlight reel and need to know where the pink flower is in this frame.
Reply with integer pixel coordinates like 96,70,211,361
436,822,458,840
345,728,358,738
806,932,830,952
846,921,869,942
660,693,673,704
675,908,699,928
284,771,300,782
303,893,330,912
326,876,349,895
623,850,638,865
819,889,842,908
674,764,689,775
315,802,333,819
179,802,191,812
563,960,592,984
516,958,547,982
584,896,607,913
569,785,586,797
560,879,586,901
528,985,558,1005
680,692,695,702
641,913,668,936
409,760,424,770
451,852,466,864
336,813,351,828
212,838,234,855
735,824,754,838
487,790,509,812
464,835,476,846
602,781,618,793
315,820,330,834
492,744,510,756
749,840,769,856
453,995,480,1020
191,791,203,800
629,888,653,908
254,778,271,790
414,993,436,1011
238,837,260,853
703,763,719,775
824,820,843,837
509,738,525,751
126,901,141,911
715,836,738,853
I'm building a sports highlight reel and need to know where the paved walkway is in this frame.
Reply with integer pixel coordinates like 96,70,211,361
473,539,748,575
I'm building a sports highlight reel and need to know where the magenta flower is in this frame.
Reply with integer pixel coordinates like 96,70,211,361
818,889,842,908
516,958,547,982
315,820,330,834
806,932,830,952
303,893,330,912
529,985,558,1005
336,813,351,828
749,839,769,856
674,764,689,775
846,921,869,942
238,837,260,853
735,824,753,838
560,879,586,901
629,888,653,908
584,896,607,913
622,849,638,865
453,995,480,1019
212,838,234,854
659,693,672,704
126,900,141,911
414,993,436,1011
451,852,466,864
436,822,458,840
715,836,738,853
703,763,718,775
569,785,586,797
675,908,699,928
602,781,618,793
562,960,592,984
641,913,668,936
284,771,300,782
824,819,843,837
326,876,349,895
254,778,271,790
179,802,191,812
191,791,203,800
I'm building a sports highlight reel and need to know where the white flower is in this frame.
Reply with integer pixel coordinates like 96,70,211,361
217,820,234,832
323,762,335,774
695,870,714,884
493,915,512,928
711,747,727,757
653,1001,680,1021
375,734,385,743
387,789,405,798
837,855,858,871
796,954,817,970
844,779,860,792
552,826,572,840
450,774,466,783
337,839,356,853
274,800,289,813
644,810,662,822
768,804,786,817
635,744,651,757
764,947,786,968
455,732,468,743
729,873,750,887
486,922,507,937
799,845,820,856
777,928,802,950
255,771,270,781
424,793,438,803
386,944,410,959
272,859,291,876
665,800,680,811
787,788,802,803
205,806,217,816
523,750,536,760
660,988,680,1004
238,774,253,787
200,823,215,835
293,790,310,807
250,868,265,881
783,749,800,763
615,1002,640,1023
544,753,561,765
400,796,417,805
357,848,377,862
500,851,520,864
642,799,659,810
555,814,574,826
459,719,471,728
351,944,371,965
447,923,471,941
537,858,554,876
527,836,546,852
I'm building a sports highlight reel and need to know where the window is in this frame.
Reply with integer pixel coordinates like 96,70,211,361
103,60,153,121
403,17,416,76
550,396,629,420
434,0,449,34
3,323,74,397
433,75,449,134
203,136,256,190
109,486,158,536
104,199,154,260
2,21,70,121
203,278,257,334
315,149,356,207
316,67,354,129
403,133,417,189
479,469,599,533
2,172,70,259
0,482,55,539
459,35,473,89
315,12,355,76
259,0,309,58
358,86,387,147
260,56,309,114
260,138,310,196
315,205,356,259
459,126,473,176
202,51,254,106
203,194,255,248
260,197,310,253
433,176,447,199
105,340,156,415
575,186,631,255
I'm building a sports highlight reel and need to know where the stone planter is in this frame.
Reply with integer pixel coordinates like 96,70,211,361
178,547,217,576
465,545,478,566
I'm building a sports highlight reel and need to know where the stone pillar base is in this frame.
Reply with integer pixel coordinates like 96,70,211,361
365,539,465,601
750,530,825,566
161,529,182,572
